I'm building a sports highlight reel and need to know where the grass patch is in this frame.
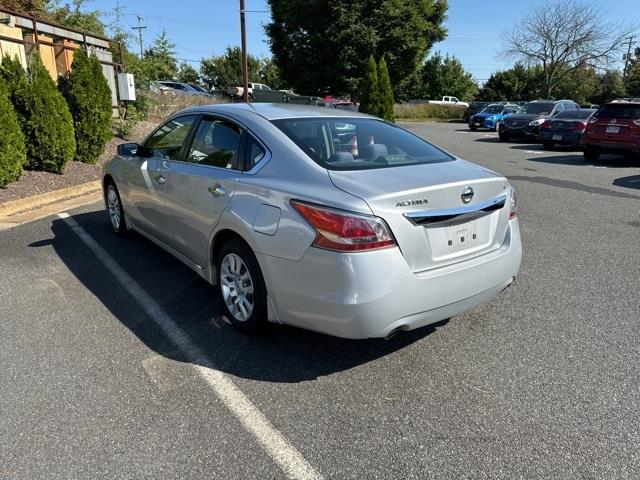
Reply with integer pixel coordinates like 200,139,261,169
394,103,465,121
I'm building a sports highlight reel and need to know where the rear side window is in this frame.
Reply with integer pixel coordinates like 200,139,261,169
272,117,453,170
595,104,640,119
187,118,241,169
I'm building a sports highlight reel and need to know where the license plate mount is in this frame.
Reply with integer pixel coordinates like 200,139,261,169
552,134,562,141
606,126,620,134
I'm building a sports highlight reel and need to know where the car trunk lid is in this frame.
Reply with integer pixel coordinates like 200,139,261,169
329,160,512,272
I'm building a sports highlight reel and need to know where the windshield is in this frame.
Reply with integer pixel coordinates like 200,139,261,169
519,102,554,115
595,104,640,119
189,84,209,93
272,118,454,170
482,105,504,114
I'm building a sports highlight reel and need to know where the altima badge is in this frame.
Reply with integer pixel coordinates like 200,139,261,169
461,186,474,204
396,199,429,207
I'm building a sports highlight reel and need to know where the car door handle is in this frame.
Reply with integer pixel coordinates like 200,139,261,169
153,174,166,185
208,185,226,197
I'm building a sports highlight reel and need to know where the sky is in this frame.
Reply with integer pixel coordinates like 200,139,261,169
89,0,640,84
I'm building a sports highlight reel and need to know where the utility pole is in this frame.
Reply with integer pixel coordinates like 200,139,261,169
132,15,147,59
623,35,636,76
240,0,249,103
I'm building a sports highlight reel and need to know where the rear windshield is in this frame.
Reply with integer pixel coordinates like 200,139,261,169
556,109,595,119
272,118,454,170
520,102,554,115
595,104,640,119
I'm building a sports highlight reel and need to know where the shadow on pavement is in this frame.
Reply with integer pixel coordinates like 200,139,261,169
526,153,640,168
38,210,443,383
613,175,640,190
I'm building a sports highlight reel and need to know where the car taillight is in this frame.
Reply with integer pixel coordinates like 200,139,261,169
541,121,551,129
291,201,396,252
572,121,587,131
588,117,598,124
509,187,517,220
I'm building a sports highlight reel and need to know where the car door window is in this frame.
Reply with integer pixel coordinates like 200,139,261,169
143,115,198,159
187,117,242,169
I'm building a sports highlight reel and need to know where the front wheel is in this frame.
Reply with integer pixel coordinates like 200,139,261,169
542,141,554,150
217,239,267,333
499,132,509,142
469,124,477,131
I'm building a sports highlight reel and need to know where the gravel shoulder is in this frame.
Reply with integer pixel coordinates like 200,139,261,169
0,121,157,204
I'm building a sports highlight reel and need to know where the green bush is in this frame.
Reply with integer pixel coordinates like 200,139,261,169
359,56,380,117
378,58,395,122
0,79,26,186
10,55,76,173
59,50,112,164
0,54,28,104
394,103,465,120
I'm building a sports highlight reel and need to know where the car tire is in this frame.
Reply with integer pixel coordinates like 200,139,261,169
542,142,554,150
216,238,267,333
499,132,509,142
469,124,477,131
583,149,600,162
105,181,128,236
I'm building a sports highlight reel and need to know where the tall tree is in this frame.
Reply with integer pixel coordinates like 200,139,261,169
502,0,637,98
0,79,27,186
591,70,626,104
177,62,199,84
143,30,178,82
418,52,478,101
258,57,286,90
477,64,544,101
624,64,640,98
200,46,261,92
48,0,105,36
378,57,395,122
358,56,379,117
266,0,447,97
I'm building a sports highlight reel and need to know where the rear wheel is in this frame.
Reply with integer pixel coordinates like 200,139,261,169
583,149,600,162
105,181,127,236
542,141,554,150
216,238,267,333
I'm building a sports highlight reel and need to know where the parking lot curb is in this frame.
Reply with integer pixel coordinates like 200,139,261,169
0,180,102,230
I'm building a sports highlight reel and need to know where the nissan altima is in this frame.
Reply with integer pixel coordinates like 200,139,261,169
103,103,522,339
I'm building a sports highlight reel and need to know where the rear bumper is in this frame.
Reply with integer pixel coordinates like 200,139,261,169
539,131,582,145
582,140,640,154
259,220,522,339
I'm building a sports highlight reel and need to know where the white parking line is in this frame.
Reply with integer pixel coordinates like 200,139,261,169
57,212,323,480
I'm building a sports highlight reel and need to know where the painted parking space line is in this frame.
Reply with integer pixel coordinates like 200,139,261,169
57,212,323,480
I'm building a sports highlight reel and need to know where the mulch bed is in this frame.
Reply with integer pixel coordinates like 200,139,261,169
0,121,157,204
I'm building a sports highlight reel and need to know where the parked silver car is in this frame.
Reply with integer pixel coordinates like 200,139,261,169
104,104,521,339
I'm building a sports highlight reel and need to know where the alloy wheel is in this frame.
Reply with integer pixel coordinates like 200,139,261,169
220,253,255,322
107,185,121,231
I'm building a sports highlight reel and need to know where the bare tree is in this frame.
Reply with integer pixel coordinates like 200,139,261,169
502,0,637,98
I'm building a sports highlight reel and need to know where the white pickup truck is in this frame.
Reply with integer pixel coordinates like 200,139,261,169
429,96,469,107
227,83,271,98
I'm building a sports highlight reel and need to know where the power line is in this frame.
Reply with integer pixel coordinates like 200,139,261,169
132,15,147,59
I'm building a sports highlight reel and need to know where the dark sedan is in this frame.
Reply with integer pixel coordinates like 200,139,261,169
538,109,596,150
498,100,580,142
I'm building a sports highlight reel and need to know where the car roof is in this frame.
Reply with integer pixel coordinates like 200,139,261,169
180,102,373,120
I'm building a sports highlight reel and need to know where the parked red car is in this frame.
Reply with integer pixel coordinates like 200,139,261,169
582,101,640,161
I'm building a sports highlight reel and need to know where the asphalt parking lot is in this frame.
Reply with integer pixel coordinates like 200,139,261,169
1,121,639,480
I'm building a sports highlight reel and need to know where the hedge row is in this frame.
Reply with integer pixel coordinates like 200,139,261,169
394,103,466,120
0,50,112,187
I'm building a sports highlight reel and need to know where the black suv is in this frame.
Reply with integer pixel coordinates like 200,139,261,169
498,100,580,142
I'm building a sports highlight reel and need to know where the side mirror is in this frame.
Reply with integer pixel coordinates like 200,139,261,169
117,143,140,157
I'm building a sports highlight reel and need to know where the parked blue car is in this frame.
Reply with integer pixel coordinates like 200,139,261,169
469,103,520,131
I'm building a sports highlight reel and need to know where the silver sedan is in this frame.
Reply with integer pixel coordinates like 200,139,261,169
103,103,521,339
